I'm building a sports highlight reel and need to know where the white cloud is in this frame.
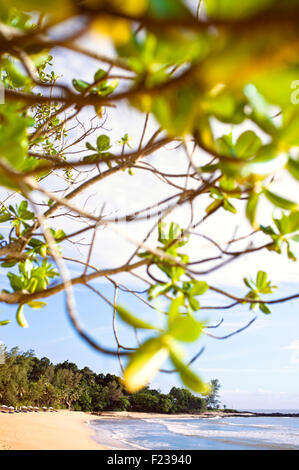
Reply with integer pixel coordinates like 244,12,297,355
282,340,299,364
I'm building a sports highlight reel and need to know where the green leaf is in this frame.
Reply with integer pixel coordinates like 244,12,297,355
152,85,201,136
199,163,219,173
123,337,169,393
256,271,267,290
28,238,43,247
204,0,272,19
235,130,262,159
168,295,184,318
244,145,286,177
94,68,107,82
260,225,276,236
54,229,66,241
16,304,28,328
72,79,89,93
83,153,102,163
116,305,157,330
205,88,245,124
7,273,23,291
96,135,111,152
190,281,209,296
259,303,271,314
158,222,167,243
0,213,11,223
168,222,181,241
98,79,119,96
23,259,33,277
219,176,236,192
40,245,48,257
244,277,256,290
18,200,28,215
215,133,235,157
287,243,297,261
223,199,237,214
264,189,298,211
85,142,96,151
169,348,210,394
1,261,17,268
206,199,223,214
168,314,203,343
27,301,47,309
148,283,172,300
148,0,191,19
243,83,276,134
0,104,34,183
280,108,299,146
188,296,200,312
273,212,299,235
246,192,259,226
287,157,299,182
3,58,28,88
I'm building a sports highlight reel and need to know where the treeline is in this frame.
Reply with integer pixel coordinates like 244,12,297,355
0,347,221,413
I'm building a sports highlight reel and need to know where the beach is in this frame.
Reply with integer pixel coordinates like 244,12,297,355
0,410,247,451
0,409,244,451
0,410,107,450
1,410,298,450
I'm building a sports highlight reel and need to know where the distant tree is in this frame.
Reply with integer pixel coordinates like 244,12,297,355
116,396,131,411
55,361,78,373
0,347,33,406
189,395,207,412
28,356,52,382
169,387,191,413
40,383,62,408
158,394,174,414
131,390,160,412
206,379,221,409
53,368,82,409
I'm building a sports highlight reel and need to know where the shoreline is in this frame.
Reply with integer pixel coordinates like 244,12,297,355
88,410,299,420
1,409,298,450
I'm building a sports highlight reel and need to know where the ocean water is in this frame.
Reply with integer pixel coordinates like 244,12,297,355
88,412,299,450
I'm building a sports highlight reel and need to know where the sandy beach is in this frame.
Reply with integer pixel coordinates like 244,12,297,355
0,410,107,450
1,409,298,450
0,409,249,451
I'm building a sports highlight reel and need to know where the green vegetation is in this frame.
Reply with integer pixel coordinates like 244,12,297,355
0,347,217,414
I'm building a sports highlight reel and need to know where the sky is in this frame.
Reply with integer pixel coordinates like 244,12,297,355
1,28,299,410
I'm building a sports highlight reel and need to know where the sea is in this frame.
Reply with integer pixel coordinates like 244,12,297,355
88,410,299,450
